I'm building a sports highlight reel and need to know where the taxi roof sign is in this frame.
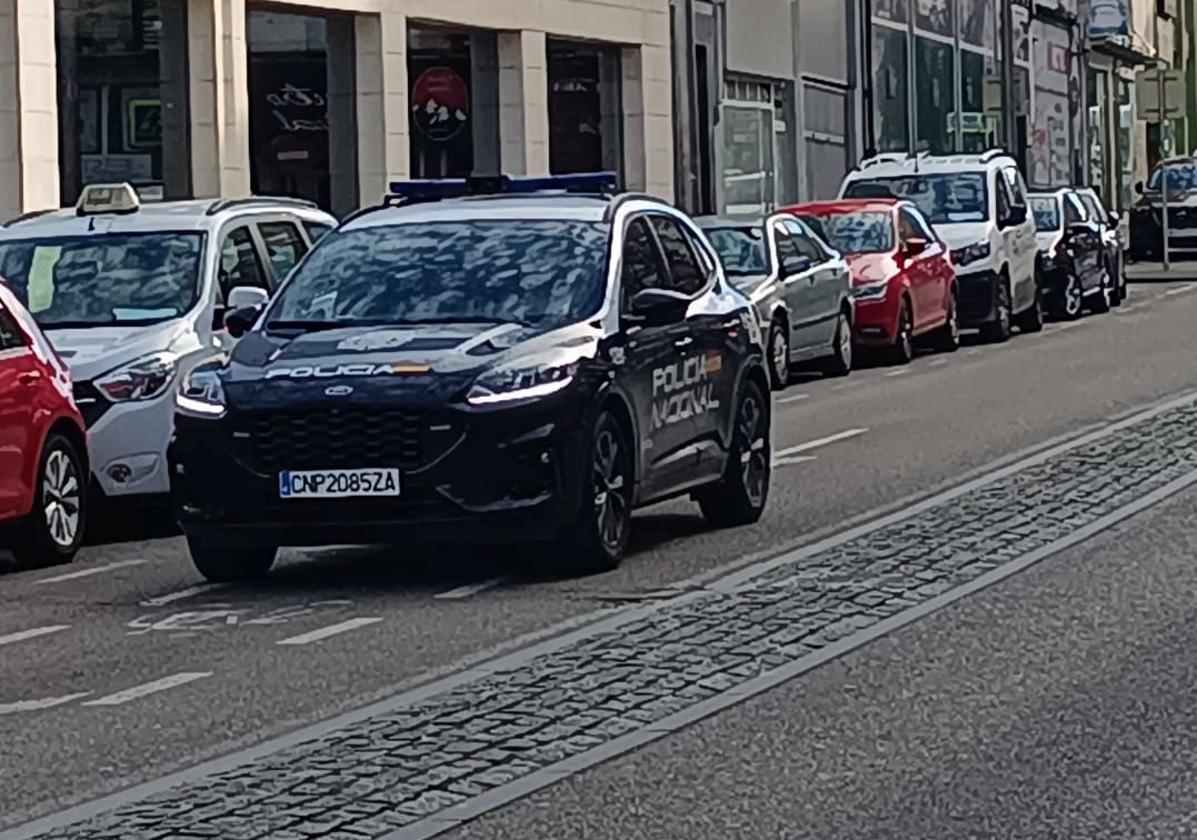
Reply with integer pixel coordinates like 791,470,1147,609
76,183,141,216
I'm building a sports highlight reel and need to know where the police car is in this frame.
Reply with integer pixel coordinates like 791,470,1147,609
0,184,336,502
169,174,773,581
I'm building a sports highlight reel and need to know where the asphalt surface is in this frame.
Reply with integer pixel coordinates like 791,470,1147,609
3,272,1197,833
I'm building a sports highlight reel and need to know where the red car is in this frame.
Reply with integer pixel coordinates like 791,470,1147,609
784,198,958,363
0,280,88,566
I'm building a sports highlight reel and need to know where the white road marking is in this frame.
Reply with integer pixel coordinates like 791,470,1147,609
0,692,91,715
773,455,817,467
777,393,810,404
35,559,146,585
140,584,225,607
965,348,983,355
927,358,949,367
883,368,911,377
276,617,383,646
434,578,505,600
82,672,212,707
0,625,69,647
775,428,868,459
1164,285,1195,296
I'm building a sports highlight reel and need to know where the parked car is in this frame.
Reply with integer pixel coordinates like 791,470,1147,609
1075,186,1126,306
840,150,1041,342
696,213,853,386
0,280,89,567
1028,189,1111,319
1129,156,1197,262
0,183,337,505
787,198,958,363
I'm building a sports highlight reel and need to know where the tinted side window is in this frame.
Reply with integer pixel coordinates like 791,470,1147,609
257,222,308,280
303,222,334,244
1063,195,1086,225
995,173,1012,221
0,307,24,350
774,228,806,274
897,209,920,242
903,207,938,241
650,216,706,295
1080,194,1105,222
218,227,270,301
1002,167,1028,206
783,219,831,259
621,218,666,305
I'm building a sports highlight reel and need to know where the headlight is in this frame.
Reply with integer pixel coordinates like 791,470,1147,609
466,359,580,406
176,366,227,418
951,241,992,267
853,281,888,301
95,352,178,402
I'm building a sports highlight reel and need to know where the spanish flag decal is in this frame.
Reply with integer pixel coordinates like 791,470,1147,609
704,351,722,375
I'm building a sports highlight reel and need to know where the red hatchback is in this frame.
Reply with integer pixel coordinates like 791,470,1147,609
0,281,88,567
785,199,958,363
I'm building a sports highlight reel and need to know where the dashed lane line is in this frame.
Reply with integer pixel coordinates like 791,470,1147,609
81,673,212,707
140,584,226,607
883,367,911,377
434,579,506,600
34,560,147,585
773,455,818,468
777,393,809,404
775,428,868,458
275,618,383,646
927,358,949,367
0,625,69,647
0,693,91,716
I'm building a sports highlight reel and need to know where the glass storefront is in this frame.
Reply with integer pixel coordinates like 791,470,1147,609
719,78,792,215
247,8,358,216
872,26,909,152
547,39,622,177
915,37,954,153
407,28,478,180
55,0,191,205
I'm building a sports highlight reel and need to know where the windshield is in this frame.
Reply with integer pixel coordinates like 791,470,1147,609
269,221,609,330
1147,163,1197,192
845,173,989,224
1029,197,1061,231
0,232,204,327
797,212,894,254
704,227,768,276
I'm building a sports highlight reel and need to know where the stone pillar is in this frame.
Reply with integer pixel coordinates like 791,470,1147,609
380,9,408,189
498,30,549,176
190,0,250,197
355,13,385,205
0,0,59,219
621,43,674,199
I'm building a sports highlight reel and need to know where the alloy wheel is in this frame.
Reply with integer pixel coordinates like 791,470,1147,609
838,312,853,369
1064,276,1083,318
770,326,789,385
592,427,628,553
737,393,769,509
42,449,81,548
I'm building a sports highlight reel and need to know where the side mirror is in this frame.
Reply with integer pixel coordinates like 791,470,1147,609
626,287,692,324
903,237,929,257
1135,181,1145,195
227,286,270,310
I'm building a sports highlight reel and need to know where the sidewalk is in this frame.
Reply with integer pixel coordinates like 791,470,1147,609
1127,261,1197,282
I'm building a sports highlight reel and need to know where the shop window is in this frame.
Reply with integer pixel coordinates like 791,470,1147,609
247,9,359,217
960,50,996,152
959,0,993,47
55,0,191,205
915,0,953,36
722,80,777,215
872,26,909,153
408,28,477,179
548,39,623,179
915,37,955,154
257,222,308,280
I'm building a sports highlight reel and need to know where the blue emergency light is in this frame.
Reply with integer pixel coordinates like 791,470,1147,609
386,172,619,203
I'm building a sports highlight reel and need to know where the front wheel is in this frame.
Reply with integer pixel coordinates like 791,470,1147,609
931,292,960,352
188,536,276,582
1089,269,1112,314
698,378,770,527
822,309,853,377
979,277,1012,343
557,410,633,574
766,319,790,389
1050,273,1084,320
11,433,87,569
891,298,915,364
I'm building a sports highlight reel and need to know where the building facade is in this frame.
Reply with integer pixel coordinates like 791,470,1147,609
0,0,674,220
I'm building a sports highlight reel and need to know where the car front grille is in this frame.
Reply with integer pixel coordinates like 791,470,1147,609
229,406,463,473
1167,207,1197,229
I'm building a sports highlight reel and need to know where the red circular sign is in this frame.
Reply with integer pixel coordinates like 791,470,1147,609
411,67,469,142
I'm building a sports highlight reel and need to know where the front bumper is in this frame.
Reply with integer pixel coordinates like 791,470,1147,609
955,269,1000,326
170,394,592,548
852,291,900,345
74,382,173,497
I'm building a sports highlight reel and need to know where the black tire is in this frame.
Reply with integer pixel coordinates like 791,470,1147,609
979,275,1012,343
766,318,790,389
1109,257,1124,307
1049,272,1084,320
891,297,915,364
931,290,960,352
822,308,853,377
1089,269,1112,314
556,409,633,574
1014,282,1044,333
188,536,276,582
698,377,770,528
11,433,87,569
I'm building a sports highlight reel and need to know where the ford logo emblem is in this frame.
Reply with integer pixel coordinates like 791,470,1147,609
324,385,354,397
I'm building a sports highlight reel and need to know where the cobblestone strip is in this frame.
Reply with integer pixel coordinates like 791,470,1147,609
21,400,1197,840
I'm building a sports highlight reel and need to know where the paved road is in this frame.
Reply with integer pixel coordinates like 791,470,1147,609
3,275,1197,837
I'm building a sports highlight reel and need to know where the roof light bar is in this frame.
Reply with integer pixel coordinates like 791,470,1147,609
386,171,619,202
75,182,141,217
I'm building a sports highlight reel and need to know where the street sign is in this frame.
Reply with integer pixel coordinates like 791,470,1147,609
1135,67,1186,121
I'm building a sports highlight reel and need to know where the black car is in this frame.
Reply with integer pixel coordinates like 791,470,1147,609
1029,189,1110,320
169,174,773,581
1075,187,1126,306
1130,157,1197,262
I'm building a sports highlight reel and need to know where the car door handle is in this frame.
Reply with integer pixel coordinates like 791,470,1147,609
674,337,693,349
18,371,41,385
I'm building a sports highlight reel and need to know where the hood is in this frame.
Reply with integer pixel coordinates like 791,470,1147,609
222,321,601,408
41,320,188,381
845,253,898,285
933,221,992,251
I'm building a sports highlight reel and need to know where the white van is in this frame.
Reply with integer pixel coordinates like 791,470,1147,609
839,150,1040,342
0,184,337,501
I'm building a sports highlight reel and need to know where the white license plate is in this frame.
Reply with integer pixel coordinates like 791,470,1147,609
278,468,400,499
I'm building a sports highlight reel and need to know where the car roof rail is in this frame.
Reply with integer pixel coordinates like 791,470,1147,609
384,172,620,207
205,196,320,216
